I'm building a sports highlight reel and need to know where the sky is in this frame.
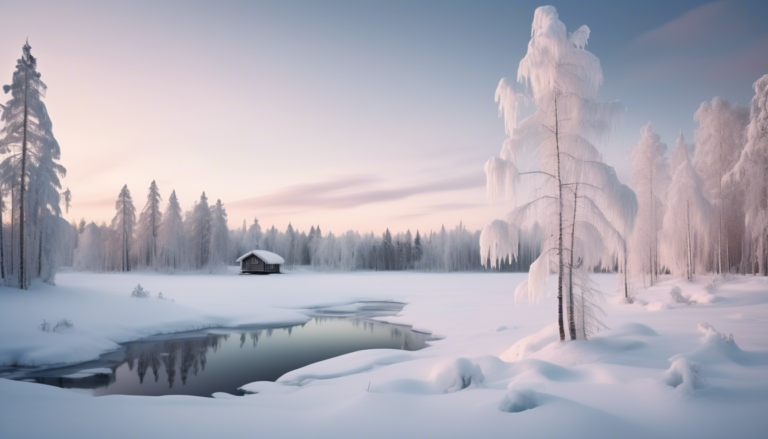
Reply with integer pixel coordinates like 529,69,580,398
1,0,766,235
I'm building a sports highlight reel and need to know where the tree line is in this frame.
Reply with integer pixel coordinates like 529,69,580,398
67,180,540,273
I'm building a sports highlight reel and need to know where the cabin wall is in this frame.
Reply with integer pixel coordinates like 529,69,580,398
242,255,264,272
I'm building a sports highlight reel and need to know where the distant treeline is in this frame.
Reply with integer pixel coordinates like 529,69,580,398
67,183,541,273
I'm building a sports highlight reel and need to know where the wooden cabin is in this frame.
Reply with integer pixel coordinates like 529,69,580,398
236,250,285,274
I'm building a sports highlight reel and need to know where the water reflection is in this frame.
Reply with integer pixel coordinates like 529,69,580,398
22,317,432,397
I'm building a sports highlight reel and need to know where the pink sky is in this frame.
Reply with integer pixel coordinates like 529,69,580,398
1,1,765,234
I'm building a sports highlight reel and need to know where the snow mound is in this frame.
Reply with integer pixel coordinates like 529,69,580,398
498,387,538,413
430,358,485,393
278,349,417,385
500,323,559,361
607,322,658,337
663,358,704,394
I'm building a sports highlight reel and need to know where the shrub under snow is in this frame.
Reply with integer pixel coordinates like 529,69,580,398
498,388,538,413
131,284,151,299
431,358,484,393
663,357,705,394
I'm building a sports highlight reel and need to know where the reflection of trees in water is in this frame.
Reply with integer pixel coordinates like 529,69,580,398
249,331,261,347
115,319,430,390
121,336,223,389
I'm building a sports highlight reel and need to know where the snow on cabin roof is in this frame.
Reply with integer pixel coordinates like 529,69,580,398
236,250,285,265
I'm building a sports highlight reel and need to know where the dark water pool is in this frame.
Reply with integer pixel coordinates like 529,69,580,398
9,302,432,397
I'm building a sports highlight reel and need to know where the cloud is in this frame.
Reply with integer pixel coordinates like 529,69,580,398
392,202,486,220
631,2,731,49
623,2,768,83
229,173,485,211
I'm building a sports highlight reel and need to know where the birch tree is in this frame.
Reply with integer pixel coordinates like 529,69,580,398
661,134,710,279
629,123,669,286
693,97,749,273
727,74,768,275
482,6,628,341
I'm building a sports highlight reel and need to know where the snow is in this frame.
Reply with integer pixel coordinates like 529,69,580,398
1,270,768,439
236,250,286,265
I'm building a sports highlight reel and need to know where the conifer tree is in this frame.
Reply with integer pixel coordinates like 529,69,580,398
135,181,162,268
111,185,136,272
0,40,66,288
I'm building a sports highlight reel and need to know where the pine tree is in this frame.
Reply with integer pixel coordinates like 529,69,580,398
135,181,162,268
111,185,136,272
188,192,212,268
209,199,229,268
0,40,66,288
158,190,184,270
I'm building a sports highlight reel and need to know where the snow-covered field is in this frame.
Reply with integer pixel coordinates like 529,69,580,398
1,270,767,438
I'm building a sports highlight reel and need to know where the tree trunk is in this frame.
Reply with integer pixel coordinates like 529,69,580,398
686,200,692,280
568,186,578,340
19,69,29,290
554,94,565,342
0,194,4,280
649,167,654,286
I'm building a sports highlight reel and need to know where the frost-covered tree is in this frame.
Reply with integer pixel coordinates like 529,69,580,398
187,192,211,269
73,222,104,271
727,74,768,275
134,181,162,269
629,123,669,286
482,6,628,340
209,199,229,269
0,40,67,288
111,185,136,272
158,190,185,271
661,134,710,280
244,217,262,251
693,97,749,273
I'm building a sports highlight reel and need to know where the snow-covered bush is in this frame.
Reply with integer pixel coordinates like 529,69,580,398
131,284,150,298
39,319,74,332
431,358,484,393
156,292,174,302
663,357,705,394
498,388,538,413
669,286,692,304
53,319,74,332
698,322,734,345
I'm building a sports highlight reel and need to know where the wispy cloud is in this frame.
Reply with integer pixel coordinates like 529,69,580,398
392,202,486,220
229,173,485,211
631,2,731,49
624,1,768,83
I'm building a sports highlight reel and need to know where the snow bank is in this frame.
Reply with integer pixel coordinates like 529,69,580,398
1,272,767,439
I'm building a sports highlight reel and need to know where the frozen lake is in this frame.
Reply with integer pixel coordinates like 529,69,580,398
10,302,433,397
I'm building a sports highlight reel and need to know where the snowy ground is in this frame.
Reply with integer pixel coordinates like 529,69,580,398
1,269,767,438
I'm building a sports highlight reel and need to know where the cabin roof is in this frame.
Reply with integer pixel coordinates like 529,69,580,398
236,250,285,264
